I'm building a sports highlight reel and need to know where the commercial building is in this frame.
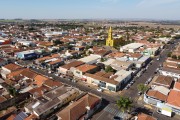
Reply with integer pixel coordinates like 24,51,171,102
78,54,101,64
84,70,132,92
120,43,144,53
15,50,37,60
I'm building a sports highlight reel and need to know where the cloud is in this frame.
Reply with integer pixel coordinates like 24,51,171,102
137,0,179,7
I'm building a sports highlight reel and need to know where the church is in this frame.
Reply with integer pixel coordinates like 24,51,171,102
106,27,122,47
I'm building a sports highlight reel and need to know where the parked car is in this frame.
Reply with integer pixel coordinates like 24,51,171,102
148,77,153,82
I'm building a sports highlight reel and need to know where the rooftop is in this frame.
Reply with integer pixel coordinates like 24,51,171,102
167,90,180,108
2,63,23,71
61,61,84,70
56,93,101,120
76,64,98,73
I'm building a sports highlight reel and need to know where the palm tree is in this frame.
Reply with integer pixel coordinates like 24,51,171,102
116,96,133,113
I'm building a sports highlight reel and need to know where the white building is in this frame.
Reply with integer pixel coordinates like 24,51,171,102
120,43,144,53
78,54,101,64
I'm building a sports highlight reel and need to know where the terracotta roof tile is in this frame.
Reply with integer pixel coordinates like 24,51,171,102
3,63,23,71
34,75,49,87
43,79,63,89
56,93,100,120
152,75,173,88
146,90,167,101
76,64,98,73
174,82,180,91
61,61,84,70
138,113,157,120
167,90,180,108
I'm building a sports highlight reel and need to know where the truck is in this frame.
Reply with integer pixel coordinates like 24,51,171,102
157,108,172,117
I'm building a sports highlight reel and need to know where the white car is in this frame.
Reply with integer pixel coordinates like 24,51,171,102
97,88,103,92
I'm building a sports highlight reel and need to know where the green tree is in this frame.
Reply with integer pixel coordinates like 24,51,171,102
137,84,148,94
172,55,177,59
167,52,172,57
100,58,107,62
8,87,18,97
116,96,133,113
105,65,115,73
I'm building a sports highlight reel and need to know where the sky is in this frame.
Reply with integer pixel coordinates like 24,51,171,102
0,0,180,20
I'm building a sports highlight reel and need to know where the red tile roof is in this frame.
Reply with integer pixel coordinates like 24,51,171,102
146,90,167,101
56,93,101,120
174,82,180,91
138,113,157,120
167,90,180,108
3,63,23,71
76,64,98,73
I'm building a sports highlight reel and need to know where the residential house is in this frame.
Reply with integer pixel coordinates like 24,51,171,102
58,61,84,75
151,75,173,89
56,93,102,120
160,58,180,79
43,79,63,89
144,86,170,106
173,82,180,91
33,75,49,87
73,64,99,79
165,90,180,114
1,63,23,79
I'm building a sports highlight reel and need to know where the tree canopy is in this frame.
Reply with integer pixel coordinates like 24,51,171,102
116,96,133,113
105,65,116,73
137,84,148,93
